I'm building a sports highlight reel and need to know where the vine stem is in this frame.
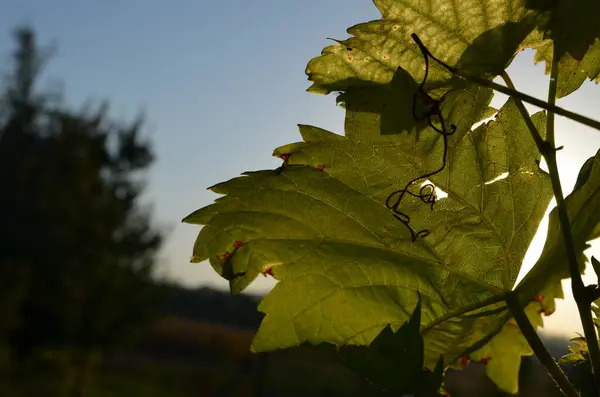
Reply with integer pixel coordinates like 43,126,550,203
502,63,600,393
544,53,600,388
502,63,600,392
410,34,600,132
506,293,581,397
503,67,600,394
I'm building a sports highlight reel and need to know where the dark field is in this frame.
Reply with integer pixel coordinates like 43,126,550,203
4,311,595,397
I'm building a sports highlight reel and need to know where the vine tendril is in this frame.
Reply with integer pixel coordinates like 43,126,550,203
385,34,457,241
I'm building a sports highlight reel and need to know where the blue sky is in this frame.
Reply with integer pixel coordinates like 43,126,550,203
2,0,599,337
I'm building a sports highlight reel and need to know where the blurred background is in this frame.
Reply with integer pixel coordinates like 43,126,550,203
0,1,599,396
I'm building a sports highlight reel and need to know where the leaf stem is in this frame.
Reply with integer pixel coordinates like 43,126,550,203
410,34,600,132
421,294,508,333
546,57,558,148
544,53,600,389
505,293,580,397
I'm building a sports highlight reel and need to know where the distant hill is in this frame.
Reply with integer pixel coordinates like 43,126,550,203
157,284,264,329
142,284,596,396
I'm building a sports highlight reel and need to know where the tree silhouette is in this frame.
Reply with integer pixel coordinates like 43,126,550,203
0,26,165,397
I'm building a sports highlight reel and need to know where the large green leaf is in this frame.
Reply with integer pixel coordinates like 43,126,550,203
524,0,600,98
181,1,576,394
185,88,553,393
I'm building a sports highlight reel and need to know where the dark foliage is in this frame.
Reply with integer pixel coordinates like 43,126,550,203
0,26,166,395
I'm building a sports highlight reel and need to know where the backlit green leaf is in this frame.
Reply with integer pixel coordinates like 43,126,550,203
559,300,600,365
185,90,553,393
305,0,539,96
559,336,589,365
182,0,599,394
525,0,600,97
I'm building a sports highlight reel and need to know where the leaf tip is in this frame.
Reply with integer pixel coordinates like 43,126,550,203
306,83,330,95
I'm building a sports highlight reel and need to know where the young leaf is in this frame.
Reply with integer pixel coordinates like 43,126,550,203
560,298,600,366
559,336,589,365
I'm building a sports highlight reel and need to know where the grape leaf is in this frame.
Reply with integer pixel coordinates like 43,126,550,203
524,0,600,98
559,336,589,365
305,0,539,96
182,1,572,394
559,296,600,365
185,88,553,394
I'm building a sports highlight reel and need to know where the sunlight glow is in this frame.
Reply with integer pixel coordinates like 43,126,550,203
420,180,448,199
484,172,509,185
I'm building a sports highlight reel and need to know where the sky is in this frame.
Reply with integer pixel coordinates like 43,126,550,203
1,0,599,337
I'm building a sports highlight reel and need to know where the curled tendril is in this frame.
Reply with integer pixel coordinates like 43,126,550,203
385,34,457,242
